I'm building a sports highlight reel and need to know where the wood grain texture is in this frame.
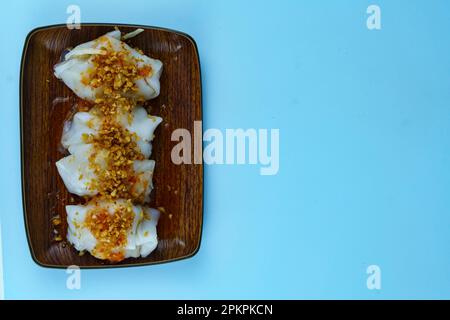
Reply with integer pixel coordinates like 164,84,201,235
20,24,203,268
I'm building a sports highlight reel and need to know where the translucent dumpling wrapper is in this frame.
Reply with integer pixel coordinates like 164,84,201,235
61,106,162,158
56,144,155,201
66,199,160,261
54,30,163,101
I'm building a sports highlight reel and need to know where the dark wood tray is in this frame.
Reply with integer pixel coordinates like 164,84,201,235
20,24,203,268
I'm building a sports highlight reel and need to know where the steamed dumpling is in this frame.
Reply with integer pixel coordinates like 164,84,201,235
56,144,155,200
61,106,162,158
55,144,103,197
66,199,160,261
54,30,163,101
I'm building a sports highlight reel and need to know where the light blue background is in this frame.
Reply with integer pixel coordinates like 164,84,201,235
0,0,449,299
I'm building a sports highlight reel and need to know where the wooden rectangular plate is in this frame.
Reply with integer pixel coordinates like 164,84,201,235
20,24,203,268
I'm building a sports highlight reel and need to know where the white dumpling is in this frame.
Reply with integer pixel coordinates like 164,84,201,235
66,200,160,260
136,208,160,257
56,145,155,198
54,30,163,101
118,107,163,158
62,106,162,158
55,144,103,197
66,204,97,252
131,160,156,203
61,112,100,150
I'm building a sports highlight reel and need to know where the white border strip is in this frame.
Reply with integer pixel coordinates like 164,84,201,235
0,220,4,299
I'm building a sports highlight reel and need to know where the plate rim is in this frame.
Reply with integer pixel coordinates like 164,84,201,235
20,23,204,269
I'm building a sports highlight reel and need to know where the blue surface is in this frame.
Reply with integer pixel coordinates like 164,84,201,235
1,0,449,299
